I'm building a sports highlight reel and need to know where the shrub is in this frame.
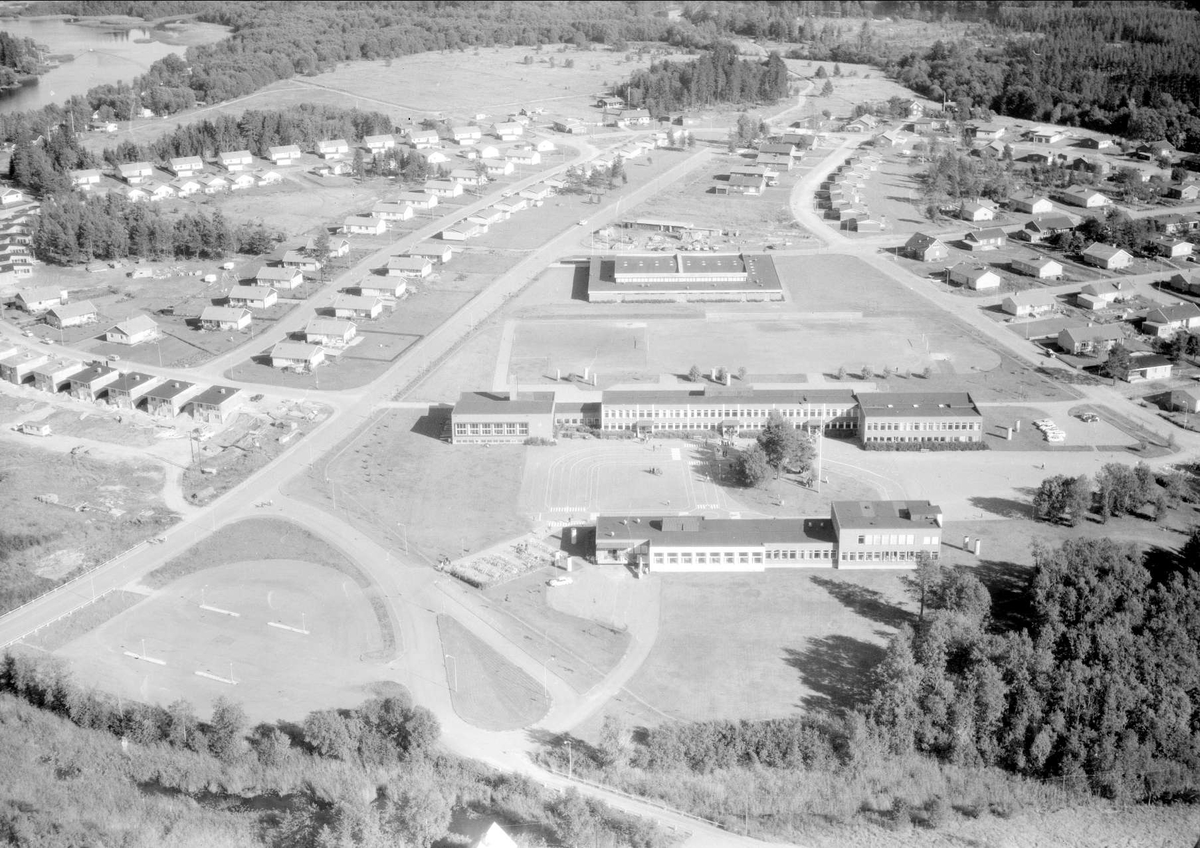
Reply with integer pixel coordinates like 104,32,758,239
523,437,556,446
924,795,950,829
864,441,989,452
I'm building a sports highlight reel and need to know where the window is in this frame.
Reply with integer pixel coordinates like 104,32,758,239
857,535,865,544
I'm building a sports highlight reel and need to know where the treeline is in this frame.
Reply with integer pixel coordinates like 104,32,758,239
617,42,790,116
2,1,721,142
0,652,669,848
1032,463,1192,526
0,31,40,89
101,103,393,165
34,191,280,264
890,4,1200,148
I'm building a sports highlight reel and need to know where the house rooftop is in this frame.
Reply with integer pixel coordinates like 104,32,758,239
190,385,239,407
832,500,943,531
145,379,194,400
454,391,556,416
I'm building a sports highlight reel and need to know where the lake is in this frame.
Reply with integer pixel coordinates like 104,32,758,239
0,16,227,114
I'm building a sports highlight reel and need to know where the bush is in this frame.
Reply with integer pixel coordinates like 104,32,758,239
924,795,950,829
864,441,989,452
523,437,556,446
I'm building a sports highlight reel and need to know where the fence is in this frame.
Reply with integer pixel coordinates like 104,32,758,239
541,764,725,831
1,587,117,650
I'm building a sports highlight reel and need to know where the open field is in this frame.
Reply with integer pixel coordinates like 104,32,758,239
783,59,937,123
627,569,913,723
0,445,174,613
295,408,530,562
57,560,387,722
20,590,144,651
438,614,549,731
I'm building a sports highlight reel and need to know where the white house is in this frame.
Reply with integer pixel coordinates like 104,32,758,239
1057,186,1110,208
948,265,1001,290
317,139,350,160
408,243,453,264
373,200,416,222
200,305,252,331
364,134,396,153
270,341,325,371
408,129,440,149
105,314,160,346
386,256,432,278
1011,256,1064,280
424,180,463,198
44,300,98,329
332,293,383,320
1080,242,1133,271
16,286,67,313
1008,192,1053,215
1002,290,1058,317
1142,303,1200,338
451,125,483,145
268,145,303,166
342,215,387,236
169,156,205,177
217,150,254,172
304,318,357,347
117,161,155,184
229,172,256,190
227,285,279,309
170,176,202,196
70,169,103,190
254,265,303,289
959,200,996,223
1076,281,1125,310
492,121,523,141
282,250,321,273
397,191,438,210
482,158,514,177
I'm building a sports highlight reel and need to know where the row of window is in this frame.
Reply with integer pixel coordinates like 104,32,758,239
841,550,939,562
614,274,747,284
454,422,529,436
865,421,979,431
864,435,976,443
602,420,858,431
856,534,919,546
604,407,856,419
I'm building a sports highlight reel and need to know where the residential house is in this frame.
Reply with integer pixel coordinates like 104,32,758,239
89,119,119,133
0,350,49,384
959,200,996,222
117,161,154,184
353,280,405,298
146,182,176,202
408,243,453,265
44,300,98,329
282,250,321,272
494,197,526,216
218,150,254,172
851,218,884,232
613,109,651,127
227,285,278,309
0,185,27,206
199,305,252,331
1153,237,1193,259
169,156,205,177
270,341,325,371
1021,214,1077,243
1155,212,1200,236
1076,281,1126,310
451,125,483,145
255,266,303,289
32,358,84,393
969,124,1005,140
844,115,879,133
188,385,240,424
449,168,487,186
1031,127,1066,144
1080,242,1133,271
229,172,256,191
364,134,396,153
1003,290,1059,317
256,169,282,186
332,294,383,320
1057,186,1110,208
16,286,67,313
949,265,1001,290
1069,156,1111,177
1136,140,1178,161
105,314,160,346
170,176,202,197
304,318,357,347
1142,303,1200,338
397,191,438,210
1078,137,1113,150
1057,323,1124,355
441,221,482,241
372,200,416,222
903,232,950,263
532,138,556,153
963,227,1008,251
407,129,440,148
519,184,553,205
69,169,103,190
67,364,119,401
267,145,303,166
1166,183,1199,201
424,179,463,198
1125,353,1174,382
199,174,229,193
107,371,161,409
491,122,523,141
386,256,432,278
1012,256,1064,280
467,208,505,229
481,158,514,177
342,215,387,236
756,152,794,170
506,148,541,166
1170,387,1200,413
1008,192,1053,215
317,139,350,160
725,174,767,195
144,380,197,418
1166,270,1200,296
328,238,351,258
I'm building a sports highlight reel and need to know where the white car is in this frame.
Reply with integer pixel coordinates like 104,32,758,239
547,576,573,588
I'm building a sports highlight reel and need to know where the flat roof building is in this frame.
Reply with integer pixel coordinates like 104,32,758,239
451,391,556,444
588,253,782,303
856,392,982,447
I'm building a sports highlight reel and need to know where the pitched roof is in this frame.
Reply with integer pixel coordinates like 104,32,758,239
190,385,239,407
1026,214,1076,231
111,314,157,335
1060,324,1124,344
271,341,322,360
1129,353,1173,369
201,305,250,322
305,318,356,336
965,227,1006,242
1145,303,1200,324
1081,242,1130,261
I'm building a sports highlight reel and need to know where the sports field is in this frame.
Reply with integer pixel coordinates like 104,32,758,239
57,560,387,722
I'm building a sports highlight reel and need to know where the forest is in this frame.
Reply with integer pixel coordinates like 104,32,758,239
617,43,790,116
0,653,667,848
0,32,40,90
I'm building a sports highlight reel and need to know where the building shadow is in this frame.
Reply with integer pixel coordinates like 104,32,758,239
785,634,885,713
967,495,1030,519
810,576,911,628
570,264,590,302
408,404,452,441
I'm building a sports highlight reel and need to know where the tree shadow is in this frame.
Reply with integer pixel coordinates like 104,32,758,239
972,559,1033,631
785,635,885,713
811,576,912,628
967,495,1030,519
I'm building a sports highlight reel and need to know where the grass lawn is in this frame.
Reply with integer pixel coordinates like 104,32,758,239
0,446,174,613
298,409,531,562
21,591,145,651
480,565,632,696
626,569,915,724
437,614,549,731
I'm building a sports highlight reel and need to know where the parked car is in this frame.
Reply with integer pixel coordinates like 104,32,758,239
547,576,573,588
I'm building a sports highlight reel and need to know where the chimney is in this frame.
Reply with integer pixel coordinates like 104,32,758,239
724,371,731,386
